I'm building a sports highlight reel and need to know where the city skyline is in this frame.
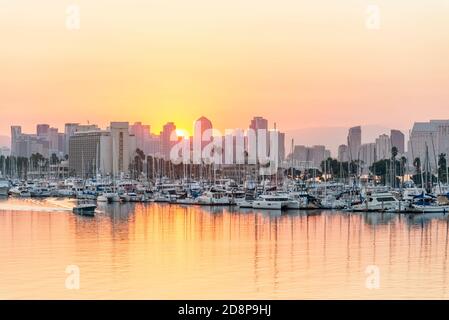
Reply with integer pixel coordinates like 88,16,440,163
0,117,423,156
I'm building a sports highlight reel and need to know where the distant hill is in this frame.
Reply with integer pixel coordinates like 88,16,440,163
0,135,10,148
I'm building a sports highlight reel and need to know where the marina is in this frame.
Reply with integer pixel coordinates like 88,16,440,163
1,176,449,215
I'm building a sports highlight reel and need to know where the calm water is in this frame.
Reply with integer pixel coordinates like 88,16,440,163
1,197,449,299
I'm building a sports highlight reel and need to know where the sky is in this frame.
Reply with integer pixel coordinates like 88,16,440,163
1,0,449,152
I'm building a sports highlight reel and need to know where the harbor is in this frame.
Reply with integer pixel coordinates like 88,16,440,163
1,174,449,215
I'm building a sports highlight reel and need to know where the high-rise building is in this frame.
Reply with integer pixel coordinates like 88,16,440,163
408,120,449,172
375,134,391,160
11,125,49,158
194,116,213,160
68,122,136,177
359,143,376,173
145,134,161,157
160,122,177,160
249,117,269,161
347,126,362,161
337,144,348,162
390,129,405,154
277,131,285,164
48,127,59,154
36,124,50,137
10,126,22,156
130,122,151,154
64,123,79,155
291,144,331,168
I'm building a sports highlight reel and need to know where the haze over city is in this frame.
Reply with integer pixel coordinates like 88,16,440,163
1,1,449,151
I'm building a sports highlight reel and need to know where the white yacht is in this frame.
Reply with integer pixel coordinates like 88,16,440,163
351,192,401,212
252,194,297,210
196,189,231,205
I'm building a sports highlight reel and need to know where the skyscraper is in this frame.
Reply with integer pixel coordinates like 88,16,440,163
64,123,80,155
375,134,391,160
36,124,50,137
194,116,213,157
161,122,177,160
249,116,269,161
347,126,361,161
359,143,376,173
337,144,348,162
390,129,405,154
68,122,136,177
130,122,151,154
10,126,22,156
408,120,449,172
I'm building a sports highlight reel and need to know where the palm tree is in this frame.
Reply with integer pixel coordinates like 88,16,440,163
438,153,447,182
413,157,422,186
400,156,407,187
391,147,398,187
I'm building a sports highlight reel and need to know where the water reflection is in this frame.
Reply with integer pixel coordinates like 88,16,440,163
1,198,449,299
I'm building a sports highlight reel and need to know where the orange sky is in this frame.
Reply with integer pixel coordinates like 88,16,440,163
1,1,449,140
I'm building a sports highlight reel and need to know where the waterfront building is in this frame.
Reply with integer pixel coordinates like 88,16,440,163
408,120,449,172
390,129,405,154
36,124,50,137
292,144,331,169
249,116,269,160
11,125,50,158
130,122,151,154
347,126,361,162
64,123,79,155
146,134,162,157
68,122,136,177
160,122,177,160
375,134,391,160
193,116,213,162
338,144,348,162
359,143,376,173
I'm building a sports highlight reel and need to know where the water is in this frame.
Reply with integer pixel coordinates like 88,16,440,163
1,197,449,299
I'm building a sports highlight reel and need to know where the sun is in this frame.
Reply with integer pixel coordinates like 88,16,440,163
176,129,189,138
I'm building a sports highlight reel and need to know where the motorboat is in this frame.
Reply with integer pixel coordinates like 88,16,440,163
196,188,232,205
73,203,97,216
252,194,294,210
0,179,10,196
351,192,401,212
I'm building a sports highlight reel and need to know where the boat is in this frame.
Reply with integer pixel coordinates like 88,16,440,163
97,194,109,202
236,193,257,208
73,203,97,216
196,188,232,205
409,193,449,214
0,179,10,196
351,192,401,212
252,194,293,210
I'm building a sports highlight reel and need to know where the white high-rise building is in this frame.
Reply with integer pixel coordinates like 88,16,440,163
376,134,391,160
68,122,136,177
161,122,177,160
338,144,348,162
359,143,376,173
408,120,449,172
347,126,361,161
